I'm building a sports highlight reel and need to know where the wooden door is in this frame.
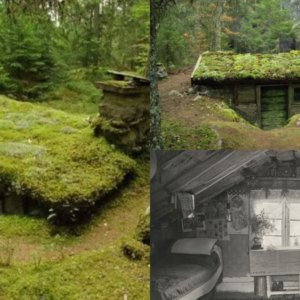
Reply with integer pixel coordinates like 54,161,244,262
261,86,288,130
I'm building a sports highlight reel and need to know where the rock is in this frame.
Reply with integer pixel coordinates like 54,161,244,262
169,63,176,69
216,139,223,148
157,66,168,79
168,90,184,99
188,88,195,94
191,96,202,102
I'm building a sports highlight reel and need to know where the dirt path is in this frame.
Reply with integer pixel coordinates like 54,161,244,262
159,67,300,150
2,184,149,264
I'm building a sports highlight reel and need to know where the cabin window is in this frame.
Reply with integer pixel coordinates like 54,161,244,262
251,190,300,247
294,87,300,102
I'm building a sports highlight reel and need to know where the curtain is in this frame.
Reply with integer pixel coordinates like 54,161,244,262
250,189,300,247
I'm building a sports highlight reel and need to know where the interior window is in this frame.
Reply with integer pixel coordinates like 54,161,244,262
257,202,282,247
294,88,300,102
257,201,300,247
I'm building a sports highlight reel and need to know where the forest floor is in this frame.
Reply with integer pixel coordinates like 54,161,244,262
0,95,150,299
159,67,300,150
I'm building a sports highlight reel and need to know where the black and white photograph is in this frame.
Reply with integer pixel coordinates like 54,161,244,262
151,150,300,299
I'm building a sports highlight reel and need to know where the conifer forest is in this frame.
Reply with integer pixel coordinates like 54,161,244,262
0,1,150,299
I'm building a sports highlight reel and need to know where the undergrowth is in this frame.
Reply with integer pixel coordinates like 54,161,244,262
161,119,218,150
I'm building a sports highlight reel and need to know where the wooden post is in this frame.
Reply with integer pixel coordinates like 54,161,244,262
234,83,239,106
288,83,293,119
256,86,261,128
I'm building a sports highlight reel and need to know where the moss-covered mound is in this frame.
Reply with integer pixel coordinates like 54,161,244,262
121,207,150,261
0,96,135,220
193,50,300,81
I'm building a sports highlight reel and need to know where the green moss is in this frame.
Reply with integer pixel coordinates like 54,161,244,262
162,119,218,150
121,237,150,261
104,80,131,88
0,239,149,300
0,96,136,220
193,50,300,81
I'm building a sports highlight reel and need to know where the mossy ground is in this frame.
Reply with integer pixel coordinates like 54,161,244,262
160,67,300,150
193,50,300,82
0,96,135,220
0,154,150,299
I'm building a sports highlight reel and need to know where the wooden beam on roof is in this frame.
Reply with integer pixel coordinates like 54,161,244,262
151,188,170,205
166,150,235,193
191,54,202,81
192,150,267,195
195,171,244,203
151,151,216,193
151,203,174,222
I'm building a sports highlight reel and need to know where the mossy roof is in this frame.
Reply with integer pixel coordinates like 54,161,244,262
0,96,135,207
192,50,300,82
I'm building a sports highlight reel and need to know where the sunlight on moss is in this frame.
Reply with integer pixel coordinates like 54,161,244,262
193,50,300,81
0,96,136,219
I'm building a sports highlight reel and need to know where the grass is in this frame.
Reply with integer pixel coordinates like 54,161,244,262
0,96,135,221
0,238,149,300
193,50,300,81
161,118,218,150
37,80,102,115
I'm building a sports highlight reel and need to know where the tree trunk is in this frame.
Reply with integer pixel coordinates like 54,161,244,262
150,0,164,150
215,0,222,51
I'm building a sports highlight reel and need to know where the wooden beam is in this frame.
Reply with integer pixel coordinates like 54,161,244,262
161,150,214,171
166,151,235,193
196,172,244,203
150,188,170,205
192,151,266,195
153,151,217,193
191,54,202,81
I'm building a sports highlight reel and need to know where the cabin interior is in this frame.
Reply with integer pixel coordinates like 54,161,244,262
151,150,300,300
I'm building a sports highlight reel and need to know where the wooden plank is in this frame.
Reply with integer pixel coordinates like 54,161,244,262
107,70,149,82
191,54,202,80
152,203,175,222
261,117,287,125
261,89,287,97
234,83,239,106
261,111,287,119
263,125,284,130
288,83,293,119
151,151,216,194
192,151,266,195
151,189,170,205
187,151,264,193
257,86,261,128
261,103,287,111
261,96,287,104
166,151,235,193
195,172,244,203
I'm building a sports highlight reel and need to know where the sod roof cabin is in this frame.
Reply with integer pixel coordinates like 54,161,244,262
191,51,300,130
0,96,135,222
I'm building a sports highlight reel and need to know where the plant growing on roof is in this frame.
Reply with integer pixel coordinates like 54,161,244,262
249,209,276,238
